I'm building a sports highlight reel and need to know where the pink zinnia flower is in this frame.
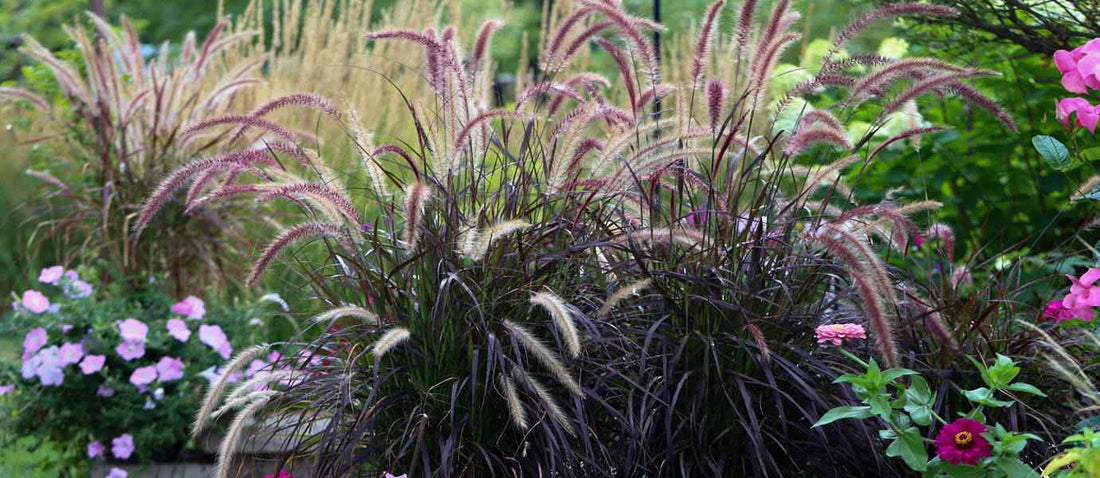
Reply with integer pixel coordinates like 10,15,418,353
80,354,106,374
172,295,206,320
22,327,47,360
118,318,149,342
129,365,158,387
156,357,185,382
166,318,191,342
38,266,65,285
88,440,106,458
814,323,867,346
116,340,146,361
111,433,135,460
21,290,50,314
106,468,128,478
934,418,992,465
199,324,232,359
58,342,84,365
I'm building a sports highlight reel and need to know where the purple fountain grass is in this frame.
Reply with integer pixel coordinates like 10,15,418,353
706,79,728,131
472,20,504,76
784,126,853,156
257,182,362,225
691,0,727,89
515,82,586,110
944,83,1019,131
883,70,999,115
577,0,663,85
823,3,958,67
453,109,519,150
403,182,431,252
248,221,350,286
902,288,959,353
542,7,593,71
593,38,639,117
734,0,758,60
0,87,49,111
925,223,956,262
182,114,299,144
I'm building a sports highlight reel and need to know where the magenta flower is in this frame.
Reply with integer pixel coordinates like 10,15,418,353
0,384,13,396
22,327,47,360
264,472,295,478
171,295,206,320
118,318,149,342
1056,97,1100,133
88,440,106,458
106,468,128,478
38,266,65,285
129,365,158,387
814,323,867,346
21,290,50,314
156,357,185,382
1044,300,1077,323
58,342,84,365
116,340,146,361
111,433,135,460
199,324,232,359
80,354,106,374
1060,267,1100,322
166,318,191,342
1055,39,1100,93
934,418,992,465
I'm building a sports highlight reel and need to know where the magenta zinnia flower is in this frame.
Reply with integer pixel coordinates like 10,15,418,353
814,323,867,345
934,418,992,465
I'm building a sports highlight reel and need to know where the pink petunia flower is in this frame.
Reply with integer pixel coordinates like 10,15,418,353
88,440,106,458
0,384,13,396
38,266,65,285
66,280,93,299
934,418,992,465
97,385,116,397
106,468,128,478
156,357,185,382
116,340,146,361
199,324,232,359
58,342,84,365
80,354,106,374
111,434,135,460
21,290,50,314
171,296,206,320
22,327,47,360
118,319,149,342
814,323,867,346
166,319,191,342
129,366,158,387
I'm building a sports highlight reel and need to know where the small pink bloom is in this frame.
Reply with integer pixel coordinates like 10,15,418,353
934,418,992,465
22,327,47,360
171,295,206,320
199,324,231,358
58,342,84,365
0,384,13,396
814,323,867,346
107,468,128,478
156,357,185,382
166,319,191,342
38,266,65,285
88,440,106,458
118,318,149,342
130,365,158,387
111,433,135,460
21,290,50,314
80,354,106,374
116,340,146,361
97,385,116,397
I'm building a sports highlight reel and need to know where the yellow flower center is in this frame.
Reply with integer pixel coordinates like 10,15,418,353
954,431,973,447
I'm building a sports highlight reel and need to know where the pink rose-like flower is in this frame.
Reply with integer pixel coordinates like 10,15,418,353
1055,39,1100,93
934,418,993,465
156,357,185,382
118,319,149,342
116,340,146,361
172,295,206,320
1059,267,1100,322
106,468,128,478
21,290,50,314
38,266,65,285
814,323,867,346
1056,97,1100,133
0,384,13,395
130,365,158,387
88,440,106,458
80,354,106,374
58,342,84,365
22,327,47,360
166,319,191,342
199,324,232,359
111,433,135,460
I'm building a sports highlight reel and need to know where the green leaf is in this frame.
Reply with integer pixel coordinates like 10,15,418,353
886,426,929,471
812,406,874,428
964,387,1014,407
1033,135,1072,170
1004,382,1047,397
994,457,1040,478
882,368,919,383
1080,146,1100,162
938,462,991,478
987,354,1021,387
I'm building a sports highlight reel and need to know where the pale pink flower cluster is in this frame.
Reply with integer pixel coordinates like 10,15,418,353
1055,40,1100,132
171,295,206,320
814,323,867,346
1045,268,1100,323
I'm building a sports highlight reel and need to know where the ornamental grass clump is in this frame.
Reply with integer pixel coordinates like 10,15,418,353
0,14,271,293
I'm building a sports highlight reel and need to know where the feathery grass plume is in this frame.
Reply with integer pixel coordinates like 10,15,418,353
542,7,593,71
902,289,958,353
250,92,341,119
216,395,272,478
846,58,968,105
248,222,348,286
578,0,663,85
784,126,853,156
892,200,943,217
311,305,380,325
182,114,298,144
614,227,705,251
925,223,956,262
796,154,861,199
372,328,411,359
258,182,361,225
884,70,998,115
635,83,677,112
598,279,652,317
557,21,615,70
810,225,899,367
212,390,279,420
193,344,270,436
530,291,582,358
503,320,583,397
734,0,758,60
460,220,531,261
516,82,586,110
944,83,1019,132
692,0,727,88
823,3,958,67
500,372,529,431
516,371,576,437
868,127,946,161
0,87,49,111
593,38,639,116
706,80,728,131
800,110,845,132
453,109,518,150
18,35,91,106
349,111,389,198
1074,176,1100,201
403,182,430,252
220,371,296,409
745,322,771,362
472,20,503,76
